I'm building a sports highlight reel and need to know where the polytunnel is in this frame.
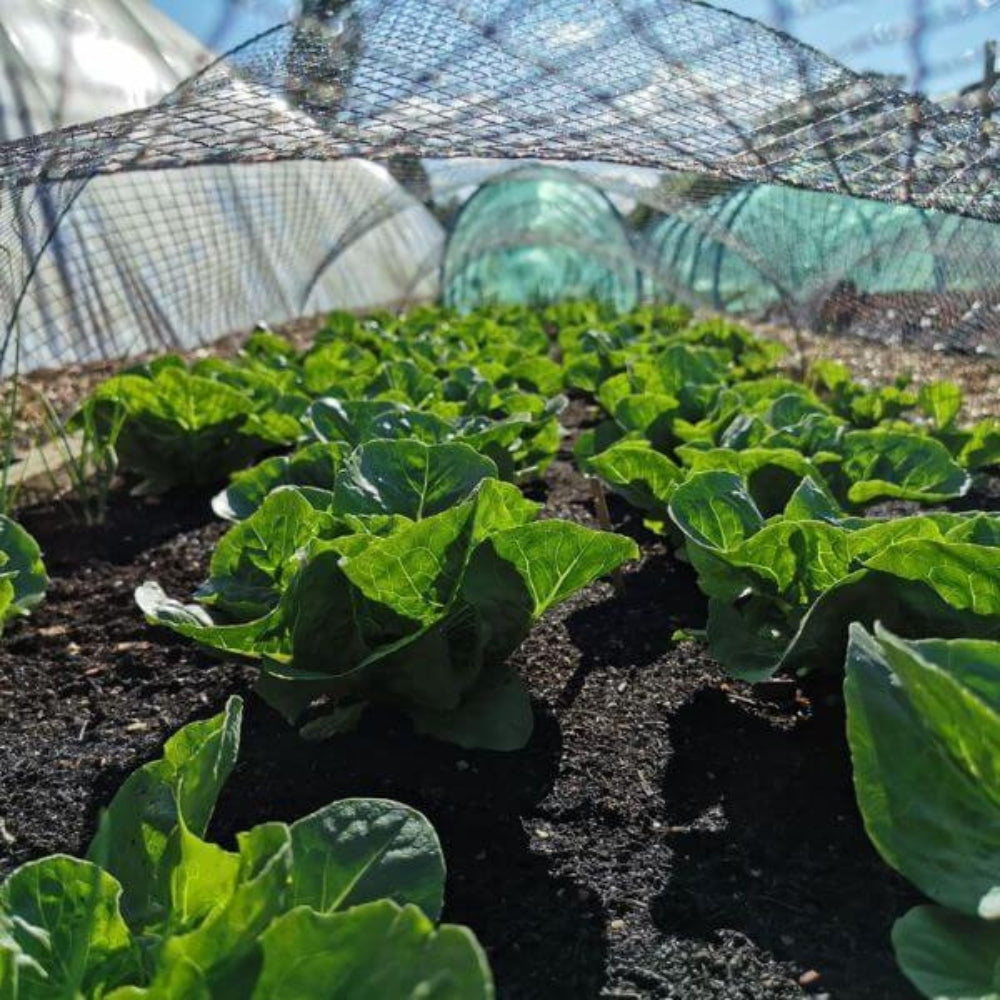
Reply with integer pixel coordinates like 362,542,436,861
441,166,641,312
10,157,445,371
643,182,1000,334
1,0,446,372
0,0,210,139
1,0,999,367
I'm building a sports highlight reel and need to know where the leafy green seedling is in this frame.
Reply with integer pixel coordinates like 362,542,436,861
0,698,494,999
139,477,638,750
0,515,46,636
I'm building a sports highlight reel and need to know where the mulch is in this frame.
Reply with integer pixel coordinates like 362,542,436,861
1,405,958,998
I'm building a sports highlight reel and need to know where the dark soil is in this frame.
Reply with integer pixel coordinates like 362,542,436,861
0,449,929,998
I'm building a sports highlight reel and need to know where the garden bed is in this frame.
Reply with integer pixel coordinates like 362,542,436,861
2,406,960,1000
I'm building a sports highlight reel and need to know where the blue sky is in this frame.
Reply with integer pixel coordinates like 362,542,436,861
153,0,998,96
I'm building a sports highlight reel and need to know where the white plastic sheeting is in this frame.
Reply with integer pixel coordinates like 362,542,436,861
9,158,445,370
0,0,210,140
1,2,445,372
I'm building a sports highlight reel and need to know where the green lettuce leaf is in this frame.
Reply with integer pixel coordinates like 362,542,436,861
0,517,47,635
839,430,971,505
892,906,1000,1000
136,583,289,660
960,418,1000,471
585,441,683,518
676,447,825,515
332,440,497,520
0,858,139,998
845,626,1000,918
288,799,446,920
485,521,639,617
306,399,447,448
86,697,243,930
252,901,493,1000
668,471,764,551
197,488,333,619
918,382,964,432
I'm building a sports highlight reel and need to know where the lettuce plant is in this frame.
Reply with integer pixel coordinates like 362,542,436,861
139,475,638,750
559,309,779,392
807,359,920,427
0,516,46,636
210,396,525,522
578,331,978,524
296,308,564,424
211,425,521,523
0,697,493,999
304,398,546,482
83,364,300,494
583,382,971,517
681,435,970,508
667,471,1000,680
845,625,1000,1000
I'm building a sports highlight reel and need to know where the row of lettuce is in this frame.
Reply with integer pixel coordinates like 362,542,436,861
0,304,640,999
1,301,997,998
572,310,999,1000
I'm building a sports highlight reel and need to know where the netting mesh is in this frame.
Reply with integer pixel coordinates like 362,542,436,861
442,166,640,311
642,179,1000,344
2,0,999,372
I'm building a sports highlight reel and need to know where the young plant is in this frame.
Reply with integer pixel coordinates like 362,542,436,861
210,397,553,523
667,471,1000,681
0,697,494,998
845,625,1000,1000
30,392,125,527
0,515,47,636
138,474,638,750
83,363,299,494
582,363,971,518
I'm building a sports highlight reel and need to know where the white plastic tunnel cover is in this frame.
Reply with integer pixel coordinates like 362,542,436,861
0,0,211,140
1,1,446,372
7,158,446,372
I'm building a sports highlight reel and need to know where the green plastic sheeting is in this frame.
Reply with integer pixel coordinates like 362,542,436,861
443,167,640,312
644,183,999,313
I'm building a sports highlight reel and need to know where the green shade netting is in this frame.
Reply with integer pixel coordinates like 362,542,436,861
644,182,1000,314
443,168,640,312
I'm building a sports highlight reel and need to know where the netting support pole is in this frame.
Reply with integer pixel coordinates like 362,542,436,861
588,478,625,597
985,41,997,118
793,322,808,381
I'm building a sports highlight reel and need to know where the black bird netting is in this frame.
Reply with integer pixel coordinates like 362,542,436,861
1,0,999,373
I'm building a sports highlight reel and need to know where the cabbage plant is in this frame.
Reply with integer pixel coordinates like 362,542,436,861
0,697,493,999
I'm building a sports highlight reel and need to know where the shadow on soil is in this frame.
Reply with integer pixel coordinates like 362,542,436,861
560,552,707,709
21,487,219,570
199,696,610,1000
652,687,919,999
